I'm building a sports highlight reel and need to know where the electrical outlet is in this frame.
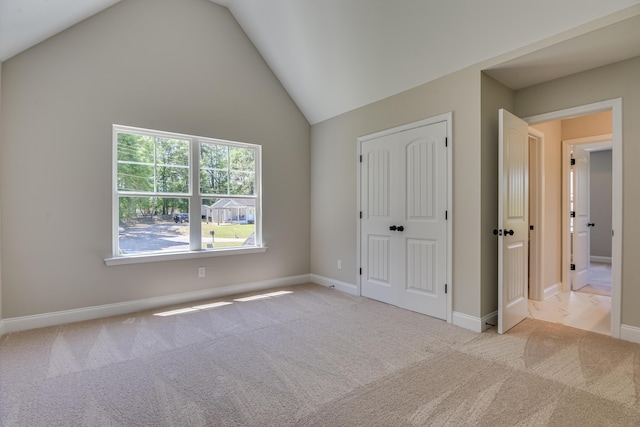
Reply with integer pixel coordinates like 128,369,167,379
337,260,342,270
198,267,205,278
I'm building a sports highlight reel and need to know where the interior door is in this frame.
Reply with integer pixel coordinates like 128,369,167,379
361,120,448,320
498,109,529,334
572,145,591,290
360,132,397,305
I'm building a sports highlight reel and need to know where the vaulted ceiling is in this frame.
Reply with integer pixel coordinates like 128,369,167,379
2,0,640,124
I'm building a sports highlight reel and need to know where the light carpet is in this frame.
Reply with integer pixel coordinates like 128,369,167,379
2,283,640,426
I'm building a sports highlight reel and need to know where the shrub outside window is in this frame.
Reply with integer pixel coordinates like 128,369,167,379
113,125,261,258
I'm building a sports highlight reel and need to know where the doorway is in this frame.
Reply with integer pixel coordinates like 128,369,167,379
565,137,613,295
525,101,621,338
498,99,621,338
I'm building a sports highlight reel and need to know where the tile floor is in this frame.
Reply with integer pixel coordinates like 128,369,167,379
527,262,612,335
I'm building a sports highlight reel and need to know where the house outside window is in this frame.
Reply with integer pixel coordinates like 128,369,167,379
112,125,262,260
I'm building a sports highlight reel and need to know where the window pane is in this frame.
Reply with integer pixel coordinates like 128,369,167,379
200,143,229,195
229,171,255,195
230,147,255,171
117,133,154,192
118,196,190,255
155,137,190,167
155,137,189,193
201,198,256,249
199,169,229,195
117,163,154,192
156,165,190,193
118,133,154,163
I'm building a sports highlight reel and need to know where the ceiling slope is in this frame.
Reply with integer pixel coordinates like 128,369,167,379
0,0,123,62
1,0,639,124
214,0,640,123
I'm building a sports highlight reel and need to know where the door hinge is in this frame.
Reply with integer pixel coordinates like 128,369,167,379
360,211,363,219
570,158,575,166
445,210,448,220
445,137,448,147
570,211,575,218
360,155,363,163
530,225,534,231
570,264,576,271
359,268,362,275
445,284,448,294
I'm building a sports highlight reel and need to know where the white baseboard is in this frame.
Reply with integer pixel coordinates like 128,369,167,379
453,311,497,333
0,274,311,336
544,283,560,300
591,256,612,264
310,274,358,296
620,324,640,344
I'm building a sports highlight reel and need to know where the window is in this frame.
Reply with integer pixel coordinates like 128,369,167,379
111,125,262,262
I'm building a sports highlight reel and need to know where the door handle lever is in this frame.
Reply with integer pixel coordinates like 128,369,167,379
493,229,502,236
389,225,397,231
397,226,404,232
504,229,514,236
587,222,595,227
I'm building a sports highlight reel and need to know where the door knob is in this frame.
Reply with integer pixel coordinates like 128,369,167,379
397,226,404,232
504,229,514,236
389,225,397,231
587,222,595,227
493,229,502,236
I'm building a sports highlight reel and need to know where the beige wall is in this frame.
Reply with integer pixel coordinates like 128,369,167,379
531,121,563,292
516,56,640,328
590,150,613,258
562,111,612,140
311,66,484,318
479,73,515,316
0,0,310,318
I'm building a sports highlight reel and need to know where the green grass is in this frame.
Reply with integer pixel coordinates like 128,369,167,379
201,222,254,239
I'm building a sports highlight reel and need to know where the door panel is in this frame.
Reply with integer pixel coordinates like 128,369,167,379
361,120,447,320
406,238,437,294
361,135,397,304
498,109,529,334
572,146,590,290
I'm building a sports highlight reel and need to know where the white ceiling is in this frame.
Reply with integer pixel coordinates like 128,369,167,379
2,0,640,124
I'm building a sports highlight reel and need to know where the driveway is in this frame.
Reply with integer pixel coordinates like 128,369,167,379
118,222,189,254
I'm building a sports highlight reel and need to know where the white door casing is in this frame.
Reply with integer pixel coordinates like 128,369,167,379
572,146,591,291
498,109,529,334
528,129,546,301
360,119,448,320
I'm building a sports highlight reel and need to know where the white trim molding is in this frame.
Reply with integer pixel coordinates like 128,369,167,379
543,283,561,300
0,274,311,336
453,311,498,333
620,324,640,344
310,274,358,296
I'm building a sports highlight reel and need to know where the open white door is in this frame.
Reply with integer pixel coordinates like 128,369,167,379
498,109,529,334
572,146,591,290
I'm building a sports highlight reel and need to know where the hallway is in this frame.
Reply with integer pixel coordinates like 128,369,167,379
528,263,612,335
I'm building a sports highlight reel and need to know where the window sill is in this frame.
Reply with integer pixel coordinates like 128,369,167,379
104,246,268,266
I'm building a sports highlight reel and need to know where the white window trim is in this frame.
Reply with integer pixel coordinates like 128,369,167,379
106,125,264,265
104,246,268,266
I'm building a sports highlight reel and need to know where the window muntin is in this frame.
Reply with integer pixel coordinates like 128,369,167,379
113,125,261,258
